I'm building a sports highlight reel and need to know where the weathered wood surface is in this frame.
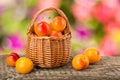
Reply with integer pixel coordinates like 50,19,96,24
0,55,120,80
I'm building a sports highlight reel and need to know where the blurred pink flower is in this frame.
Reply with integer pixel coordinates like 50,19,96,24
99,36,118,56
3,34,25,51
93,4,114,24
75,24,92,40
104,22,120,44
104,22,119,34
72,0,95,21
114,8,120,25
102,0,120,25
0,5,3,16
102,0,119,10
37,0,60,9
30,0,60,18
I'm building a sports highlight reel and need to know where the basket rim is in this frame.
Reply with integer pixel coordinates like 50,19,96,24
28,33,71,40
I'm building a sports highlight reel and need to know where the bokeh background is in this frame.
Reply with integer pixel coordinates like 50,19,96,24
0,0,120,56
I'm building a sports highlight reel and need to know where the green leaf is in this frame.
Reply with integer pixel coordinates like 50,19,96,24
23,0,38,8
86,18,105,43
59,0,75,26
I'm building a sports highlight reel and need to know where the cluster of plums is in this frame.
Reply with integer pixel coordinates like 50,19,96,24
34,16,66,37
6,52,33,74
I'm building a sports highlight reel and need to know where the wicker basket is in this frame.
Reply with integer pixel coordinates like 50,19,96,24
26,7,72,68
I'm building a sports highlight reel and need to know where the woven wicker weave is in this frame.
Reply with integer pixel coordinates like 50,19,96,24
26,7,72,68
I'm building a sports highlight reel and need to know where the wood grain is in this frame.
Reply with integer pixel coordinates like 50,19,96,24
0,54,120,80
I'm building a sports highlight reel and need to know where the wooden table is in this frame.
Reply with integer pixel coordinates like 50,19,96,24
0,55,120,80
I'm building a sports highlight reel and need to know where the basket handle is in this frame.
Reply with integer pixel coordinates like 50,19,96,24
27,7,71,34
